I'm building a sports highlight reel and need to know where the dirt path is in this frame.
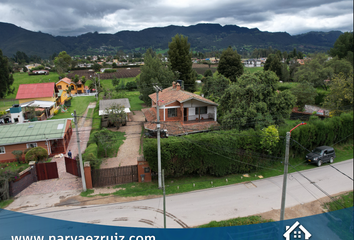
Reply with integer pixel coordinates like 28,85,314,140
101,111,145,168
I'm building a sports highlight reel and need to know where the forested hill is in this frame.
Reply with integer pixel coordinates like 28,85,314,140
0,22,342,59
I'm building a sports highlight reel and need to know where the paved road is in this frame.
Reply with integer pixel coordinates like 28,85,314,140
18,159,353,228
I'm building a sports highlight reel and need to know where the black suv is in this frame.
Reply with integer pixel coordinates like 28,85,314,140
306,146,336,167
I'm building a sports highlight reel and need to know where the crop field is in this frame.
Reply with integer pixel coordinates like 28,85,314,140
67,68,141,79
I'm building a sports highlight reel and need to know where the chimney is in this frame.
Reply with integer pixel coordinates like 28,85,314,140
172,81,176,89
176,83,181,91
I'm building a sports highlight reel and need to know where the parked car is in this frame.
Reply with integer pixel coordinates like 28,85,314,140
306,146,336,167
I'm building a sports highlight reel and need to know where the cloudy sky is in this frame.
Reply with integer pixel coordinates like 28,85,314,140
0,0,352,36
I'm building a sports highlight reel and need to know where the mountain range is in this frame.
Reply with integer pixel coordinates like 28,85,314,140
0,22,342,59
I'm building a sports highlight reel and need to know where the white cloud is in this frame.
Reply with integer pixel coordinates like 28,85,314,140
0,0,352,36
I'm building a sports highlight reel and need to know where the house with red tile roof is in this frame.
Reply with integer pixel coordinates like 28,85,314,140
141,82,219,136
16,82,58,105
15,83,59,116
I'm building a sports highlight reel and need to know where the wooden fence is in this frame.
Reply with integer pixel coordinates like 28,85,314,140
91,165,138,187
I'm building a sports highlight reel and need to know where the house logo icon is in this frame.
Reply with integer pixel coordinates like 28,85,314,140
283,221,312,240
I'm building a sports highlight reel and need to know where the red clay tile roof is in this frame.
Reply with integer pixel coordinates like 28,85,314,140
142,107,219,135
56,77,82,85
16,83,55,99
149,86,218,106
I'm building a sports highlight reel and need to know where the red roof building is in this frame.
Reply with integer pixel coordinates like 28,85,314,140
141,82,219,136
16,83,58,104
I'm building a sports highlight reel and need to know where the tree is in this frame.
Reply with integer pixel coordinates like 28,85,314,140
325,57,353,76
264,54,282,80
290,82,318,110
219,71,296,130
294,53,333,89
204,69,213,77
25,147,48,163
72,74,80,84
136,51,175,105
81,76,86,88
202,74,230,103
0,50,15,99
54,51,72,75
12,150,23,163
260,125,280,154
323,72,353,110
105,103,127,129
93,63,101,72
168,34,195,92
329,32,354,64
217,46,243,82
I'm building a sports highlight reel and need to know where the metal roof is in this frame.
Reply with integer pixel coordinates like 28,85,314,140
0,119,69,146
99,99,131,112
20,100,56,108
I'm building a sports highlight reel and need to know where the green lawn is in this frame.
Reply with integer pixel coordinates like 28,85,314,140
244,67,263,74
51,96,96,120
6,72,61,99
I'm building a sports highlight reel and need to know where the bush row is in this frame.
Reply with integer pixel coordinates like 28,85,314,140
82,103,102,169
143,112,353,177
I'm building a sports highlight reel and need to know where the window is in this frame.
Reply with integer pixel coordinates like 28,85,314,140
0,146,5,154
196,107,207,114
26,143,38,148
168,108,177,118
57,85,62,89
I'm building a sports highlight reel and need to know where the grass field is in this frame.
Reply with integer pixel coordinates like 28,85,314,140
6,72,61,99
244,67,263,73
51,96,96,120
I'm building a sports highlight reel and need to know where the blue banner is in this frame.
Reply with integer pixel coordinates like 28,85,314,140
0,207,352,240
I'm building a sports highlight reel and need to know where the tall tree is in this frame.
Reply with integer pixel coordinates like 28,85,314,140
54,51,72,75
168,34,195,92
202,74,230,103
323,72,353,111
294,53,333,89
217,46,243,82
290,82,318,110
219,71,296,130
329,32,354,64
264,54,283,80
0,50,15,99
136,51,176,105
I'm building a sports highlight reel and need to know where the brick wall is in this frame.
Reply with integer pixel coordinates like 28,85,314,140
9,167,37,197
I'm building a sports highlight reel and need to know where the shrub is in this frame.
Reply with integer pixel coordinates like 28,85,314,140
25,147,48,163
54,109,59,115
204,69,213,77
125,81,137,91
144,112,353,177
82,143,101,169
104,69,117,73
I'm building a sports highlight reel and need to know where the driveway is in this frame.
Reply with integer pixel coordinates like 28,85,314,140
14,155,82,199
101,111,145,168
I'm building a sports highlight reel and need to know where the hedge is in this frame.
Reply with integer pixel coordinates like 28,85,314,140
143,112,353,177
82,143,101,169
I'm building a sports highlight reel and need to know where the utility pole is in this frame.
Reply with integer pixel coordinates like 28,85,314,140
73,110,87,191
280,122,306,221
162,169,166,228
153,84,162,188
280,131,290,221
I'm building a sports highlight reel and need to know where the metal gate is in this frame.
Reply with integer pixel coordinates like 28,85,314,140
91,165,138,187
65,157,81,177
36,162,59,181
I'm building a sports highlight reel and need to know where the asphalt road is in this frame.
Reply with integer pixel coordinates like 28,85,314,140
20,159,354,228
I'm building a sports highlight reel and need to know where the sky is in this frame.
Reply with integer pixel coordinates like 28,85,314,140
0,0,353,36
